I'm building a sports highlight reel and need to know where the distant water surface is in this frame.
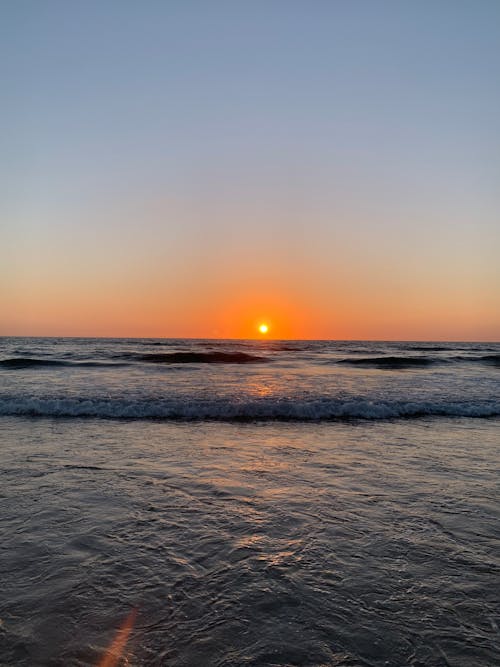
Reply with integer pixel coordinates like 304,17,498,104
1,337,499,420
0,338,499,666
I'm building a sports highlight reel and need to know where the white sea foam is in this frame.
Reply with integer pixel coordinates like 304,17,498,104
0,396,498,421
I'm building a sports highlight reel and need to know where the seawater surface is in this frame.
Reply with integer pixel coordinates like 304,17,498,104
1,338,499,666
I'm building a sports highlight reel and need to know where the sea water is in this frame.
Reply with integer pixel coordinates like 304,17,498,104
1,338,499,666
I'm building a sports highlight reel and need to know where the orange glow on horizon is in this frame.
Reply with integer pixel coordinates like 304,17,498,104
2,263,499,341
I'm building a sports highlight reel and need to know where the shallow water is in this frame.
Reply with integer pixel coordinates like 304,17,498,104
1,415,499,666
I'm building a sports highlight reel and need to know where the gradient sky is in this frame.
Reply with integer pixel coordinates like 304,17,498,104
1,1,499,339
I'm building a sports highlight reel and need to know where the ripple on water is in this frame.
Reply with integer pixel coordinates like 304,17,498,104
0,417,499,666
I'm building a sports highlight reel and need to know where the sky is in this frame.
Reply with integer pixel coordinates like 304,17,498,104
1,0,499,340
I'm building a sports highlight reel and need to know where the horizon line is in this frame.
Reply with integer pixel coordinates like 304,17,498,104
1,335,499,344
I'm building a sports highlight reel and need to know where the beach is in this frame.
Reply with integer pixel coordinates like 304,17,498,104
4,2,499,663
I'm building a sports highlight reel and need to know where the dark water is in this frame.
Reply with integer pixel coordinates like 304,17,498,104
0,338,499,665
1,337,499,420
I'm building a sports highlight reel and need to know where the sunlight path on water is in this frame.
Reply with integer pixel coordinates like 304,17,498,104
97,608,137,667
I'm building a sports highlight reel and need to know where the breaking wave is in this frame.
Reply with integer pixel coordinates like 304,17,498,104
0,396,498,421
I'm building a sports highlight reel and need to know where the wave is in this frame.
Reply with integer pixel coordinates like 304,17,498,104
337,356,439,369
337,354,500,369
132,352,268,364
3,351,498,372
0,396,498,421
445,354,500,367
470,354,500,367
0,358,126,369
0,352,268,369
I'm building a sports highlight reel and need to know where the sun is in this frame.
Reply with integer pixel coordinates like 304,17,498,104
258,323,269,335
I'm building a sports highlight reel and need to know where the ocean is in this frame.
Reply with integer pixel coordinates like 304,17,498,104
1,337,499,666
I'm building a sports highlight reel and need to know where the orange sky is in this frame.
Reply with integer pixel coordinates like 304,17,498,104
2,192,499,340
2,226,499,340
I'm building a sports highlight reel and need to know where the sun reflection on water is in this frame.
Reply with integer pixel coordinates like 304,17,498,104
97,608,137,667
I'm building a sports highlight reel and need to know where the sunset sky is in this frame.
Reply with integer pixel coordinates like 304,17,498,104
1,1,499,340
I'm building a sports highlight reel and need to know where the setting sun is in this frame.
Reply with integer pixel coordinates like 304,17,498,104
258,323,269,335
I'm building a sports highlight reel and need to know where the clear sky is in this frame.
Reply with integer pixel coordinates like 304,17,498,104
1,1,499,339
